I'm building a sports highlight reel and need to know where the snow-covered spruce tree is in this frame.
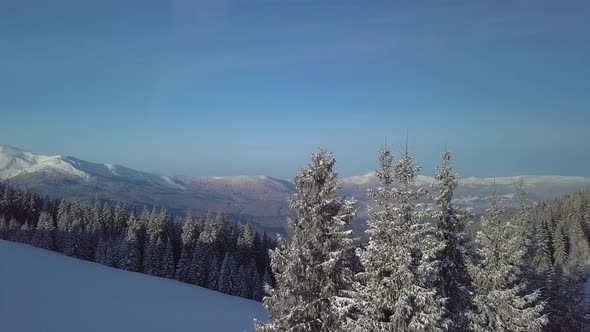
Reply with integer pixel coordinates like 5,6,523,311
350,147,445,332
0,216,7,240
431,149,471,330
219,252,239,295
547,264,589,331
252,265,264,301
144,236,163,276
121,212,142,272
176,244,193,282
237,223,255,265
32,212,55,250
552,221,568,266
56,201,70,253
189,241,211,286
548,217,590,331
85,214,103,261
237,265,250,298
176,213,197,282
256,149,355,332
7,217,19,241
180,212,197,249
112,202,129,235
162,238,175,278
15,221,33,244
262,268,273,289
468,196,547,332
95,236,108,265
207,254,220,291
63,217,85,258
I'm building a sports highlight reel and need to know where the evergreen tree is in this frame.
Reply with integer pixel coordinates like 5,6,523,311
219,252,239,295
180,211,197,249
189,241,210,286
237,264,250,298
262,268,273,289
207,254,220,291
176,245,193,282
162,238,175,278
122,212,142,272
95,236,109,265
32,212,55,250
256,149,355,332
56,203,70,253
176,212,197,282
547,265,589,331
468,196,547,331
15,221,32,244
552,221,568,266
237,223,255,264
63,217,85,258
0,216,7,239
548,218,590,331
7,217,19,241
144,236,163,276
431,149,471,330
252,266,263,301
565,218,590,276
113,202,128,235
351,147,445,332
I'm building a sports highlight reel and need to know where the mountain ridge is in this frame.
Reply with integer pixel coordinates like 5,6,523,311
2,145,589,233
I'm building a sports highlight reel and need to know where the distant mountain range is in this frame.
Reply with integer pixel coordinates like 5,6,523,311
2,145,589,234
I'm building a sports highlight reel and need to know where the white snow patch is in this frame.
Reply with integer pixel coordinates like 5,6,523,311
0,240,267,332
161,175,186,190
0,145,89,180
340,172,376,186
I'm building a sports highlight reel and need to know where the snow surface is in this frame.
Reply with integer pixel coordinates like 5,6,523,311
0,145,89,180
0,240,267,332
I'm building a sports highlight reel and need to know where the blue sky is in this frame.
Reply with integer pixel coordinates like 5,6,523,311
1,1,589,178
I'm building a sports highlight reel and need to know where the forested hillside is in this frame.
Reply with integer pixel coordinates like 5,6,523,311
0,182,276,301
522,187,590,331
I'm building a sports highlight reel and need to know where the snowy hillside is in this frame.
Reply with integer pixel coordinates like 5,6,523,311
0,240,267,332
0,145,181,189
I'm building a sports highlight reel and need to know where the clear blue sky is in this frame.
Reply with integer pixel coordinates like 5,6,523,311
1,1,589,178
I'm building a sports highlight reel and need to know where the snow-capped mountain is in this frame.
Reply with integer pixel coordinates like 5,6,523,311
0,145,294,234
0,145,182,189
1,145,589,234
341,171,590,226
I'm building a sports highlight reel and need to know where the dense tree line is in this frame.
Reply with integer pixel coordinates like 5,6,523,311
521,186,590,331
257,147,588,332
0,182,276,301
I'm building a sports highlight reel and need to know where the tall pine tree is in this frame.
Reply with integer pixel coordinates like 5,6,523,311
256,149,355,332
431,149,471,330
351,146,445,332
468,196,547,331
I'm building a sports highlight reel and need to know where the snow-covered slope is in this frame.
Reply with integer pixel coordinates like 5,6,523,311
0,145,183,189
0,145,89,180
0,240,267,332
